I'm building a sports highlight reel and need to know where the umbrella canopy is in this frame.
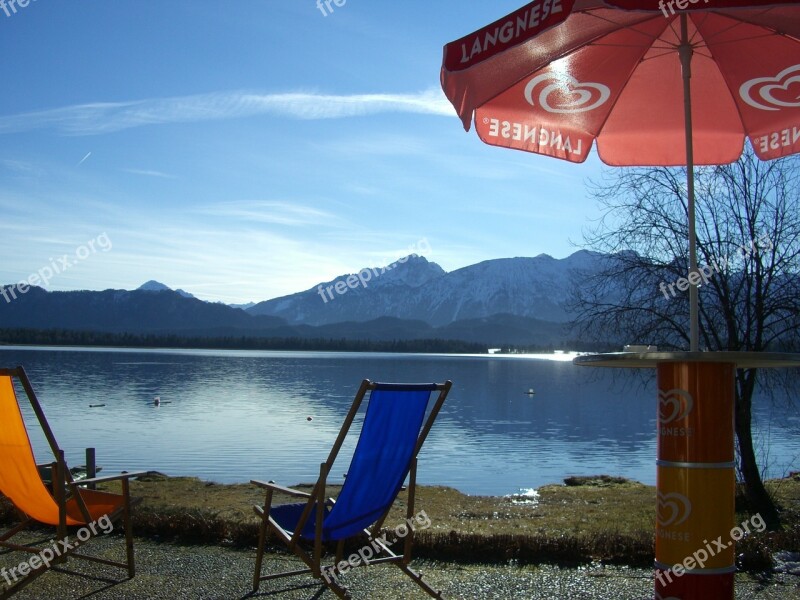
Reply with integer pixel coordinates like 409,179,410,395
442,0,800,166
441,0,800,351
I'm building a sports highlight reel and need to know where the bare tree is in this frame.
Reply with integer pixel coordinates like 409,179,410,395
570,146,800,528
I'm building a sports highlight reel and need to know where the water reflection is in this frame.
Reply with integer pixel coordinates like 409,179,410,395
1,347,796,495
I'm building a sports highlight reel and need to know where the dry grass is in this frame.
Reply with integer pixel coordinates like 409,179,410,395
121,473,656,539
2,473,797,568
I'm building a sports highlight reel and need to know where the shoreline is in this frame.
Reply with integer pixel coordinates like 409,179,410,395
12,471,787,569
0,342,588,359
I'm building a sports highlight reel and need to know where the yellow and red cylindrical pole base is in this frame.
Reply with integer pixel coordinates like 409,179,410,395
655,362,736,599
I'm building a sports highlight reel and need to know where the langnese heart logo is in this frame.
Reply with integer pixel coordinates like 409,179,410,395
657,491,692,527
740,64,800,111
658,388,693,424
524,72,611,114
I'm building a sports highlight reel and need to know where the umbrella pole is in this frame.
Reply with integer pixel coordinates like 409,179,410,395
679,14,700,352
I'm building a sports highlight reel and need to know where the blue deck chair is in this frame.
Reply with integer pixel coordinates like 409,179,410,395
251,379,452,599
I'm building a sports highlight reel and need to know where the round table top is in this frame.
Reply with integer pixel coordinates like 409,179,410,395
573,351,800,369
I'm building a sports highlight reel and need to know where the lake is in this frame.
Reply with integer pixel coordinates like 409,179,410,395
1,346,798,496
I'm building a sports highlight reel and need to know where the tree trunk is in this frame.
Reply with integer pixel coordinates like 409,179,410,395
735,370,782,530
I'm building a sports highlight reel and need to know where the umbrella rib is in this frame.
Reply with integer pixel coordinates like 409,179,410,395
479,13,666,105
590,41,668,50
702,31,789,49
619,14,789,64
698,8,800,45
678,12,788,51
582,9,650,31
582,9,670,46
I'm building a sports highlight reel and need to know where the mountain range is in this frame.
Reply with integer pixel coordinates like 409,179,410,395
248,252,598,326
0,251,606,347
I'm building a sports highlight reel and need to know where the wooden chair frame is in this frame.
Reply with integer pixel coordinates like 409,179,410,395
0,366,143,598
251,379,451,599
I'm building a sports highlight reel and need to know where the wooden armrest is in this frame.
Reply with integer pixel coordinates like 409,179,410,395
250,480,312,498
72,471,147,487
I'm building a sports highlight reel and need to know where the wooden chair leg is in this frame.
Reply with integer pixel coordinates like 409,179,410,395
122,478,135,578
252,489,273,592
404,457,417,565
55,451,67,564
313,462,327,578
335,539,345,565
399,562,445,599
0,518,32,542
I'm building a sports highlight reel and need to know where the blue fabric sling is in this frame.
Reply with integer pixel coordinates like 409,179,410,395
271,383,436,541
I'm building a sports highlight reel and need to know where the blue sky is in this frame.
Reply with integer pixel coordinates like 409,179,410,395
0,0,606,304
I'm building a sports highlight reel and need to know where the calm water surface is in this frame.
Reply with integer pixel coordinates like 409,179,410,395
1,346,797,495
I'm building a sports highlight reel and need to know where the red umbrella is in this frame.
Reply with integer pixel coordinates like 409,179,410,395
441,0,800,351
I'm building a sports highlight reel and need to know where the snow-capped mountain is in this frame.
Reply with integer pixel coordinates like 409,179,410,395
137,280,196,299
248,250,604,326
0,251,608,347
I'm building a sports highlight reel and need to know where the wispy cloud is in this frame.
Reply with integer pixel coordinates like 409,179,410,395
0,159,40,174
122,168,176,179
313,134,433,157
195,200,344,227
0,88,455,136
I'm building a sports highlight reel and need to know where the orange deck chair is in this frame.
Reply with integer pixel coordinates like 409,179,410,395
0,366,142,598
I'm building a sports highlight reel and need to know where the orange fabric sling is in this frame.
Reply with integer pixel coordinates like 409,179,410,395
0,375,121,525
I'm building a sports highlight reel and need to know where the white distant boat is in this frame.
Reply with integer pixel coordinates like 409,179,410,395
623,344,658,352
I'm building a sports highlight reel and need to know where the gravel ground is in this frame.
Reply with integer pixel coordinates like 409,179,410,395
1,536,799,599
